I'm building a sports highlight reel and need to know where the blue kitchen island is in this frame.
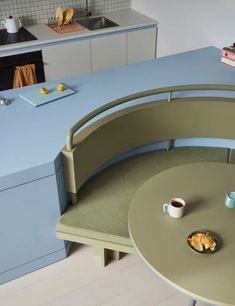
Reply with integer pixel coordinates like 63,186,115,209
1,46,235,284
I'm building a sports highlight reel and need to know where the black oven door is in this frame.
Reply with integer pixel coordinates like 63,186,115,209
0,50,45,91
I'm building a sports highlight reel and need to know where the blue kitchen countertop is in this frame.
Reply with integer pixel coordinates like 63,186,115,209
1,46,235,190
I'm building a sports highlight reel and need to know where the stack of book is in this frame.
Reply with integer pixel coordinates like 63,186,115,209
221,45,235,67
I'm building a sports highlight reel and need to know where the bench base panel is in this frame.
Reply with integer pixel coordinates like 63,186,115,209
57,232,134,266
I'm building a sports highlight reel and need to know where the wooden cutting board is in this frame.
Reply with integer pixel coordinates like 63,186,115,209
48,23,84,34
19,85,76,107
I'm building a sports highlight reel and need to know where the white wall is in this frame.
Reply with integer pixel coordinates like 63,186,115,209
132,0,235,57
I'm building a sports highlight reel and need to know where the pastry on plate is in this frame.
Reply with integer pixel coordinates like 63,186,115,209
188,231,217,252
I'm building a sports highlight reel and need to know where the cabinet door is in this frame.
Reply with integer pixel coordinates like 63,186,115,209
91,33,126,72
127,28,157,64
0,172,65,279
42,40,91,81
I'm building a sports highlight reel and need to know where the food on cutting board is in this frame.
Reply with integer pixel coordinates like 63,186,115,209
188,231,217,252
40,87,49,95
57,83,65,91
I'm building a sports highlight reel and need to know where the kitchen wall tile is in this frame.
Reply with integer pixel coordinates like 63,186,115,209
0,0,131,28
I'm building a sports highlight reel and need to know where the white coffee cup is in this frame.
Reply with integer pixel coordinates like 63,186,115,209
163,198,186,218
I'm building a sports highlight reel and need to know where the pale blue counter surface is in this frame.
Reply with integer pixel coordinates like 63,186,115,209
1,46,235,190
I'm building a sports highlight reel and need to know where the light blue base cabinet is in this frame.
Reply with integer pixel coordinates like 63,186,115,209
0,157,70,284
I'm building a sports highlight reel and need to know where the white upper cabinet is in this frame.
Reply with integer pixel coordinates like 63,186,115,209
127,28,157,64
91,33,127,72
42,40,91,81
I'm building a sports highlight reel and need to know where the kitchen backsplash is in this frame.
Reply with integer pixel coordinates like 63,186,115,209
0,0,131,27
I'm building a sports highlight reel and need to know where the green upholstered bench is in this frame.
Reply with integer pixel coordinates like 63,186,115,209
57,85,235,265
57,147,228,263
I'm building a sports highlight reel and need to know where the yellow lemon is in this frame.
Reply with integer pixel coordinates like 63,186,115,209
40,87,48,95
57,83,65,91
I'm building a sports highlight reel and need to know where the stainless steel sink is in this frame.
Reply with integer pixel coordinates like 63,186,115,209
77,16,119,31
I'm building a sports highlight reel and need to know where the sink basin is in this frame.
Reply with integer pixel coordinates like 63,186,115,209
77,16,119,31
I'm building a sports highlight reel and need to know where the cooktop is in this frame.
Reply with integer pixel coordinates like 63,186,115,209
0,27,37,46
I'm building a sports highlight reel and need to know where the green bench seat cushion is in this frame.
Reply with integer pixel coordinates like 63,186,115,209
57,147,228,248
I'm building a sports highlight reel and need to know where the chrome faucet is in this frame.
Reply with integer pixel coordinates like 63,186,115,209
85,0,92,18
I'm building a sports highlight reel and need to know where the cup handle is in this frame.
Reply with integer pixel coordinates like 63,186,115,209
163,203,169,213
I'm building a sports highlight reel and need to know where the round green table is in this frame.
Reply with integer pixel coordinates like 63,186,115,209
128,162,235,306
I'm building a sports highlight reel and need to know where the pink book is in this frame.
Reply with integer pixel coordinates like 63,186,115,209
221,47,235,61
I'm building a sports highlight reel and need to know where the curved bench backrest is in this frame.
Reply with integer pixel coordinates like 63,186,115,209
62,85,235,195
